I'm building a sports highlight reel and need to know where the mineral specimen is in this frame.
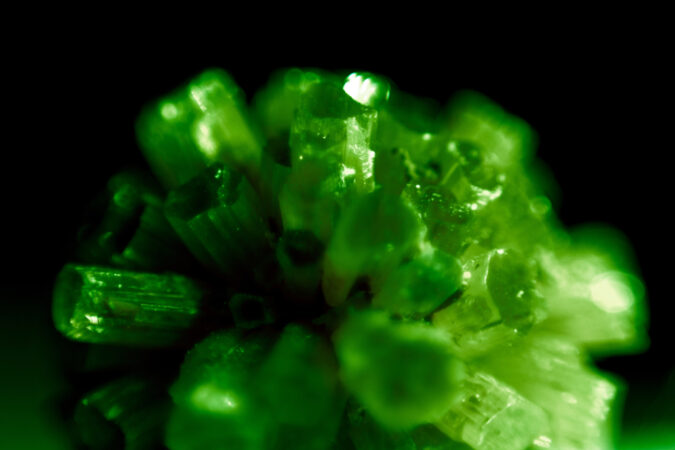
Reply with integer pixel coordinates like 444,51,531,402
53,67,646,449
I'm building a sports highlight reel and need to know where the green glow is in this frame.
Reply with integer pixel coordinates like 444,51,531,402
189,384,239,414
53,264,204,347
343,72,391,108
54,67,649,450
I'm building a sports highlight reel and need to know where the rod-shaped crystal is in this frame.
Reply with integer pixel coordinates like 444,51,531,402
289,78,378,194
53,264,205,347
279,156,341,243
136,69,263,189
252,68,330,165
322,189,421,306
164,163,271,281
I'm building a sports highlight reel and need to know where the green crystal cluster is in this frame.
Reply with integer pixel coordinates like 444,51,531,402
53,68,647,449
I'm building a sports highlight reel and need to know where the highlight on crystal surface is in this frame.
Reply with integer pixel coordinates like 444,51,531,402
52,67,647,450
53,264,205,347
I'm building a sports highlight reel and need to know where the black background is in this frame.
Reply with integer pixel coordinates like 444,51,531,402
4,37,672,447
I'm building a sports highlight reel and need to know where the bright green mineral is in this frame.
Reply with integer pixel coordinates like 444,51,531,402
53,264,205,347
53,67,647,450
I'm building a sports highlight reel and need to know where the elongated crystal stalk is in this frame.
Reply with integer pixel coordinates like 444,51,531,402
53,264,205,347
289,77,378,194
136,69,263,189
164,163,271,281
322,189,421,306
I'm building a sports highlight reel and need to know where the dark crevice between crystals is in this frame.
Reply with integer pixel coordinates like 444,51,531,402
165,164,242,221
279,229,325,266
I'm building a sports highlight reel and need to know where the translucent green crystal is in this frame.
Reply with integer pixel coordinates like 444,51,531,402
443,90,535,169
372,249,462,317
257,324,346,449
432,248,545,357
164,163,271,280
77,170,192,271
53,67,647,450
476,334,619,449
167,330,274,450
259,324,341,426
137,69,264,189
252,68,328,165
74,376,170,450
537,226,647,354
323,189,422,306
333,311,466,429
435,372,549,450
279,156,342,242
289,76,378,194
53,264,205,347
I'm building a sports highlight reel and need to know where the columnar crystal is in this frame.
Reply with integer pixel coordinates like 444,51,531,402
53,264,205,347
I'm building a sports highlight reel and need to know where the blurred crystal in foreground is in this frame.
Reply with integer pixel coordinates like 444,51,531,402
53,67,647,449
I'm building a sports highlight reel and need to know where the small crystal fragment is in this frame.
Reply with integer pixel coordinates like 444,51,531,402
53,264,205,347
